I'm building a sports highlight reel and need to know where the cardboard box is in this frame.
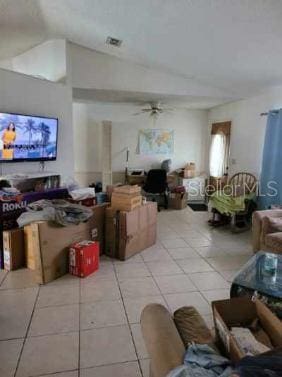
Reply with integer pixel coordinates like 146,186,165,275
113,185,141,195
168,192,188,210
68,197,96,207
24,225,36,270
90,203,108,254
105,202,157,260
24,204,108,284
106,184,123,200
212,297,282,362
111,193,142,211
0,188,69,268
104,207,119,259
184,162,196,178
69,241,99,278
3,228,25,271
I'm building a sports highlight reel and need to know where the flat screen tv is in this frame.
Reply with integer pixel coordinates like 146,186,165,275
0,111,58,162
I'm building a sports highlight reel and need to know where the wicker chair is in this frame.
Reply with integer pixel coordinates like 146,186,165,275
229,172,257,232
229,172,257,193
209,172,257,232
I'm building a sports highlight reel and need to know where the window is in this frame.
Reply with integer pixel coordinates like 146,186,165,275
209,132,227,178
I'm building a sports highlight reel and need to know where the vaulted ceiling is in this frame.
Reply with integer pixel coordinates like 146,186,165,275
1,0,282,98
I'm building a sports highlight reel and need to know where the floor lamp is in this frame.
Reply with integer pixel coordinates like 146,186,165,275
125,147,129,184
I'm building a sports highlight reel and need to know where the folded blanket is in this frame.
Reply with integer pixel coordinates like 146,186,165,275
210,191,255,215
167,343,233,377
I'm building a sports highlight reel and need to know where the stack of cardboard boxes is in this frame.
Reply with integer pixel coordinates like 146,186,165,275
2,184,158,283
105,185,157,260
111,185,142,211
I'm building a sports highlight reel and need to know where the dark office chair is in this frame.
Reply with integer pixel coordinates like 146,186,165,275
143,169,168,210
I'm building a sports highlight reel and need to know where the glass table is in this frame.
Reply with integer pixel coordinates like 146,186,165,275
230,251,282,318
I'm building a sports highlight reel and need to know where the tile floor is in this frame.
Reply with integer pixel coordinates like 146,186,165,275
0,207,253,377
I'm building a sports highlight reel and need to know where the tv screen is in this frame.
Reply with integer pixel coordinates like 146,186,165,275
0,112,58,162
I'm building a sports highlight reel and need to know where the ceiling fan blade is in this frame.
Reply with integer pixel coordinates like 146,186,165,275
133,109,152,115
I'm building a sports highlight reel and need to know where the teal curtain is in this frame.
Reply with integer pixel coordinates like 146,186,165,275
259,109,282,209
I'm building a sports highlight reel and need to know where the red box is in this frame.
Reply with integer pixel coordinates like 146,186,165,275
69,241,99,278
68,197,97,207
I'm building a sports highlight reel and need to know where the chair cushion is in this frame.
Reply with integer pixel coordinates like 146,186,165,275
173,306,215,348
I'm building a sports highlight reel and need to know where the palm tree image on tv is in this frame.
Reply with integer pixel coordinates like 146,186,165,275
23,118,37,145
37,122,51,155
0,112,57,161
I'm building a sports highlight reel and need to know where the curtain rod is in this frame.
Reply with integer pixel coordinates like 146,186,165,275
260,110,280,116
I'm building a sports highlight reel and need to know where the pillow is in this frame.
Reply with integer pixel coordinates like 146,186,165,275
173,306,214,348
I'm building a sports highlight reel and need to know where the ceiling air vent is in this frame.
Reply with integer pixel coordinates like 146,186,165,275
106,36,122,47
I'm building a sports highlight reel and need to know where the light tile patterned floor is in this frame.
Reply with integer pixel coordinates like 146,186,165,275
0,207,253,377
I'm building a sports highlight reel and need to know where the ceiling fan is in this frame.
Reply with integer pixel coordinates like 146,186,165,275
133,102,173,117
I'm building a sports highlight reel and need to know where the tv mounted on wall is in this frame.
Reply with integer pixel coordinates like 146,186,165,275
0,111,58,162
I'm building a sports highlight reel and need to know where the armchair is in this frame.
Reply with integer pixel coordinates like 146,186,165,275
252,209,282,254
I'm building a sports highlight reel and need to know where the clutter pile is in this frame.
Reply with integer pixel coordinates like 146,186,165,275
169,297,282,377
17,199,94,227
212,297,282,362
68,187,96,207
0,175,108,283
4,203,106,283
1,175,159,283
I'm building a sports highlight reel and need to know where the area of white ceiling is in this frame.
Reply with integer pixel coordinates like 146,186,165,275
72,88,230,110
1,0,282,99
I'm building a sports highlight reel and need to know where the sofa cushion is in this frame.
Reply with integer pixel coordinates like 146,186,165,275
173,306,214,348
266,217,282,233
265,232,282,254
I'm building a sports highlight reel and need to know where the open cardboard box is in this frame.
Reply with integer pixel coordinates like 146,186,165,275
212,297,282,363
24,203,108,284
168,192,188,210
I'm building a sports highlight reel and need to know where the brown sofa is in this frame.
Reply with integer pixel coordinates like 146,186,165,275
140,304,214,377
252,209,282,254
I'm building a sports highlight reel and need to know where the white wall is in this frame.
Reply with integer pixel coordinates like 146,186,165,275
69,43,232,99
0,68,74,176
0,59,13,70
73,102,208,185
2,40,66,82
208,86,282,177
73,103,102,185
111,109,208,174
